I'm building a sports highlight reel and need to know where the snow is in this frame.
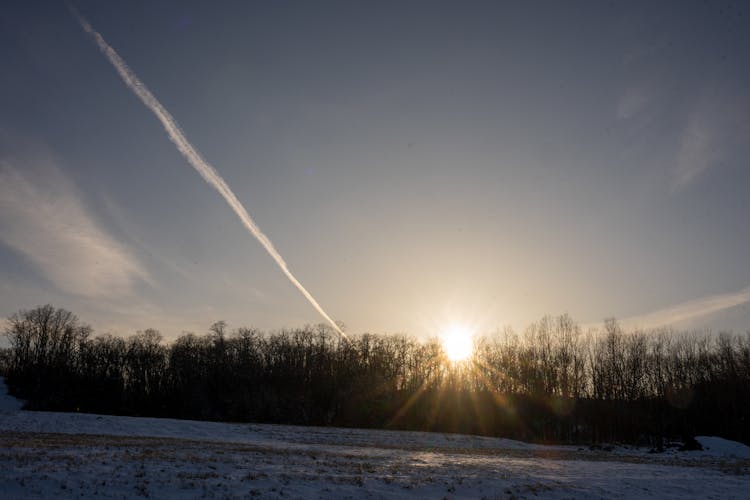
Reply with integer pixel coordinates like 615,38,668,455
696,436,750,460
0,377,748,498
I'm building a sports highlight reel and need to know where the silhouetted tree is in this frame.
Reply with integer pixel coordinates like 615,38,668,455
3,305,749,445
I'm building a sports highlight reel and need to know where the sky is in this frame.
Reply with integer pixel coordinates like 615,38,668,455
1,0,749,341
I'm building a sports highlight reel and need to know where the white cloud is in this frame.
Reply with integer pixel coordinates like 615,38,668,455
0,160,150,298
622,286,750,330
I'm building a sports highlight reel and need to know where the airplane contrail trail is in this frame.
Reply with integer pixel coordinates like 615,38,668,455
71,8,347,340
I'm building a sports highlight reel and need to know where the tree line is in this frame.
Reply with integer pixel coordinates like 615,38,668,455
2,305,749,447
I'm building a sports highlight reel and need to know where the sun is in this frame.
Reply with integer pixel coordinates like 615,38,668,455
440,325,475,362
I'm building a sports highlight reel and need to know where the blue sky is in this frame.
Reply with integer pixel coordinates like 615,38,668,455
1,1,749,339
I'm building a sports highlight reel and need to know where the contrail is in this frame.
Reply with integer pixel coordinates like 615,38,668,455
71,8,347,340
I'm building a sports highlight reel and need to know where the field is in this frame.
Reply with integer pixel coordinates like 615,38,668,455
1,379,749,499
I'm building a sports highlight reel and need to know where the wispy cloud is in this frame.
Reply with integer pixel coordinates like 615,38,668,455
672,87,750,192
0,160,150,298
672,110,723,191
616,84,652,120
622,286,750,330
72,8,346,339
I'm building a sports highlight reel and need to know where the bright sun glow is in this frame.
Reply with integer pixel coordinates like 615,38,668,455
440,325,474,362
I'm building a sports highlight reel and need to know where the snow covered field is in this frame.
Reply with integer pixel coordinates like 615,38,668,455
1,378,748,498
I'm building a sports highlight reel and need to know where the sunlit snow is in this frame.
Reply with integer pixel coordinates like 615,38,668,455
1,378,748,498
